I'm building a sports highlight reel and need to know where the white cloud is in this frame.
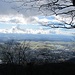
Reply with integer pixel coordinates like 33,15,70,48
0,14,29,24
0,26,74,35
0,26,51,34
53,28,75,35
0,0,74,30
54,15,75,24
34,17,49,25
0,14,57,25
0,0,72,17
34,16,63,26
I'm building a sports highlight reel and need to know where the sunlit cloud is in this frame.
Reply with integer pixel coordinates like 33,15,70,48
0,0,74,35
0,25,74,35
0,14,28,24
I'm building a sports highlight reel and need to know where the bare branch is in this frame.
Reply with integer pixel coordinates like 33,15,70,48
1,0,75,29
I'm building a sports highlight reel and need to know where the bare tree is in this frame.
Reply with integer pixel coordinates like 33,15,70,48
1,0,75,29
1,40,31,65
72,0,75,6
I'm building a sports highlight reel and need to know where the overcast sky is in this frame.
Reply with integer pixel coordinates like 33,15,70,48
0,0,75,35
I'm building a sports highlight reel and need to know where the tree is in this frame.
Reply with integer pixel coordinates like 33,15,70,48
1,40,31,65
72,0,75,6
1,0,75,29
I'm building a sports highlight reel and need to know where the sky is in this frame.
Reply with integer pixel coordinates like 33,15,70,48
0,0,75,35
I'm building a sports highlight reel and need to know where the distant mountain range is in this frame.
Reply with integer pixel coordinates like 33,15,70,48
0,33,75,42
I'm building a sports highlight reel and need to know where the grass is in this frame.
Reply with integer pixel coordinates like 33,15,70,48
21,41,75,50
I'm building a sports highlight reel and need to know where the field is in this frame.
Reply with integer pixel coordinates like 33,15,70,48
0,41,75,75
0,40,75,64
24,41,75,50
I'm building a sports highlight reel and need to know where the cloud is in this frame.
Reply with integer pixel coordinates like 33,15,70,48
54,15,75,24
0,0,74,28
0,0,72,16
53,28,75,35
0,24,74,35
0,0,40,25
0,14,29,24
0,26,51,34
0,0,42,17
0,0,17,15
33,16,63,26
0,14,62,26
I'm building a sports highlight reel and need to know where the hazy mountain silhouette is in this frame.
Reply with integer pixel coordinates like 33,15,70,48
0,33,75,42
